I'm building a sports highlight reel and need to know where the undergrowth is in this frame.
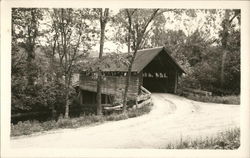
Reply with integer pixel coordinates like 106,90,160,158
184,94,240,105
11,102,152,137
165,128,240,149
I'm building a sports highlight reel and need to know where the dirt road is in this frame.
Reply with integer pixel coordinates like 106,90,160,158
11,93,240,148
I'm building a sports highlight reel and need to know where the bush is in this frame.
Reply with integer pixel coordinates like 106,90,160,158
184,94,240,105
165,128,240,149
56,118,74,128
89,115,105,123
41,120,57,131
106,113,129,121
11,120,43,136
77,116,92,126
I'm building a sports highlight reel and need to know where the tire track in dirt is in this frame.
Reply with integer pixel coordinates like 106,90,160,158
11,93,240,148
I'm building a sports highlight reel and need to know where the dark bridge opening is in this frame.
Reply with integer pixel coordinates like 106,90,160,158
142,50,179,93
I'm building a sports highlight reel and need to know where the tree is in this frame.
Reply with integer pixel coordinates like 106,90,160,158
219,9,240,89
121,9,160,112
96,8,109,115
11,8,46,114
12,8,43,87
49,8,93,118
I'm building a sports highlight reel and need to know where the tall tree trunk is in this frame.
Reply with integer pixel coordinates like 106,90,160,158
96,21,105,115
96,8,109,115
96,71,102,115
26,47,35,86
122,10,132,112
122,50,137,112
122,9,159,112
51,34,58,119
220,10,230,89
59,9,70,118
50,57,57,119
64,73,70,118
220,51,227,88
65,91,70,118
51,103,57,120
26,9,37,87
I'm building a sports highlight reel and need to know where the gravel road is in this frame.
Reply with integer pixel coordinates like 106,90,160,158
11,93,240,148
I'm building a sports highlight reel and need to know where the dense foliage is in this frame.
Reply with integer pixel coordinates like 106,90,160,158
11,8,96,120
147,10,241,95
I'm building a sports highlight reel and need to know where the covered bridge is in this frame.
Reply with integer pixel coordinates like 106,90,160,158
77,46,185,106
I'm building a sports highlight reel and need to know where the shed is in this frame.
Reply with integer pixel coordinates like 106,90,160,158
77,46,185,106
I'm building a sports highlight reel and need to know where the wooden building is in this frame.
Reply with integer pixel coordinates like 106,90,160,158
77,46,185,106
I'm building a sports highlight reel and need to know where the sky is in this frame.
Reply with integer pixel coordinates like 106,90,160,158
91,9,228,55
37,8,236,56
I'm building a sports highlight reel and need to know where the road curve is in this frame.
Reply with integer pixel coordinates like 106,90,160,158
11,93,240,148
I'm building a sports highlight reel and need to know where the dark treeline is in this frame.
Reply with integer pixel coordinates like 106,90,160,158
11,8,240,122
145,9,240,95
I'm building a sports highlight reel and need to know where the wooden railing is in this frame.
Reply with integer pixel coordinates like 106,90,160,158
102,104,123,111
134,86,152,109
102,86,152,112
137,86,151,101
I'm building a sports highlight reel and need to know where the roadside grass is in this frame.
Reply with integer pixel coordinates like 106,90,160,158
184,94,240,105
165,128,240,149
11,102,153,137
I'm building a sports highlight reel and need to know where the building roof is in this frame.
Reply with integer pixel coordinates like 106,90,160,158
81,46,185,74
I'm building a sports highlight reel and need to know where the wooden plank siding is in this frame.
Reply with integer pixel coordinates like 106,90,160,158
138,71,143,94
77,47,186,109
79,74,140,100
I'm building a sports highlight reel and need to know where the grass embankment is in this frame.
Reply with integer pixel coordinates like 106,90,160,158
185,94,240,105
11,103,152,137
166,128,240,149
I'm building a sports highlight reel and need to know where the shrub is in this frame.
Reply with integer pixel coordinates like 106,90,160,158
29,121,43,133
77,116,92,126
11,120,43,136
106,113,129,121
11,121,31,136
56,118,74,128
88,115,105,123
184,94,240,105
41,120,57,130
165,128,240,149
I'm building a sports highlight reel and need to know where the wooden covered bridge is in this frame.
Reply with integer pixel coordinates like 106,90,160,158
76,46,185,110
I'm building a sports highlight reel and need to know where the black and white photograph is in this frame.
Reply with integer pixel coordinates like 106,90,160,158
1,0,250,158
